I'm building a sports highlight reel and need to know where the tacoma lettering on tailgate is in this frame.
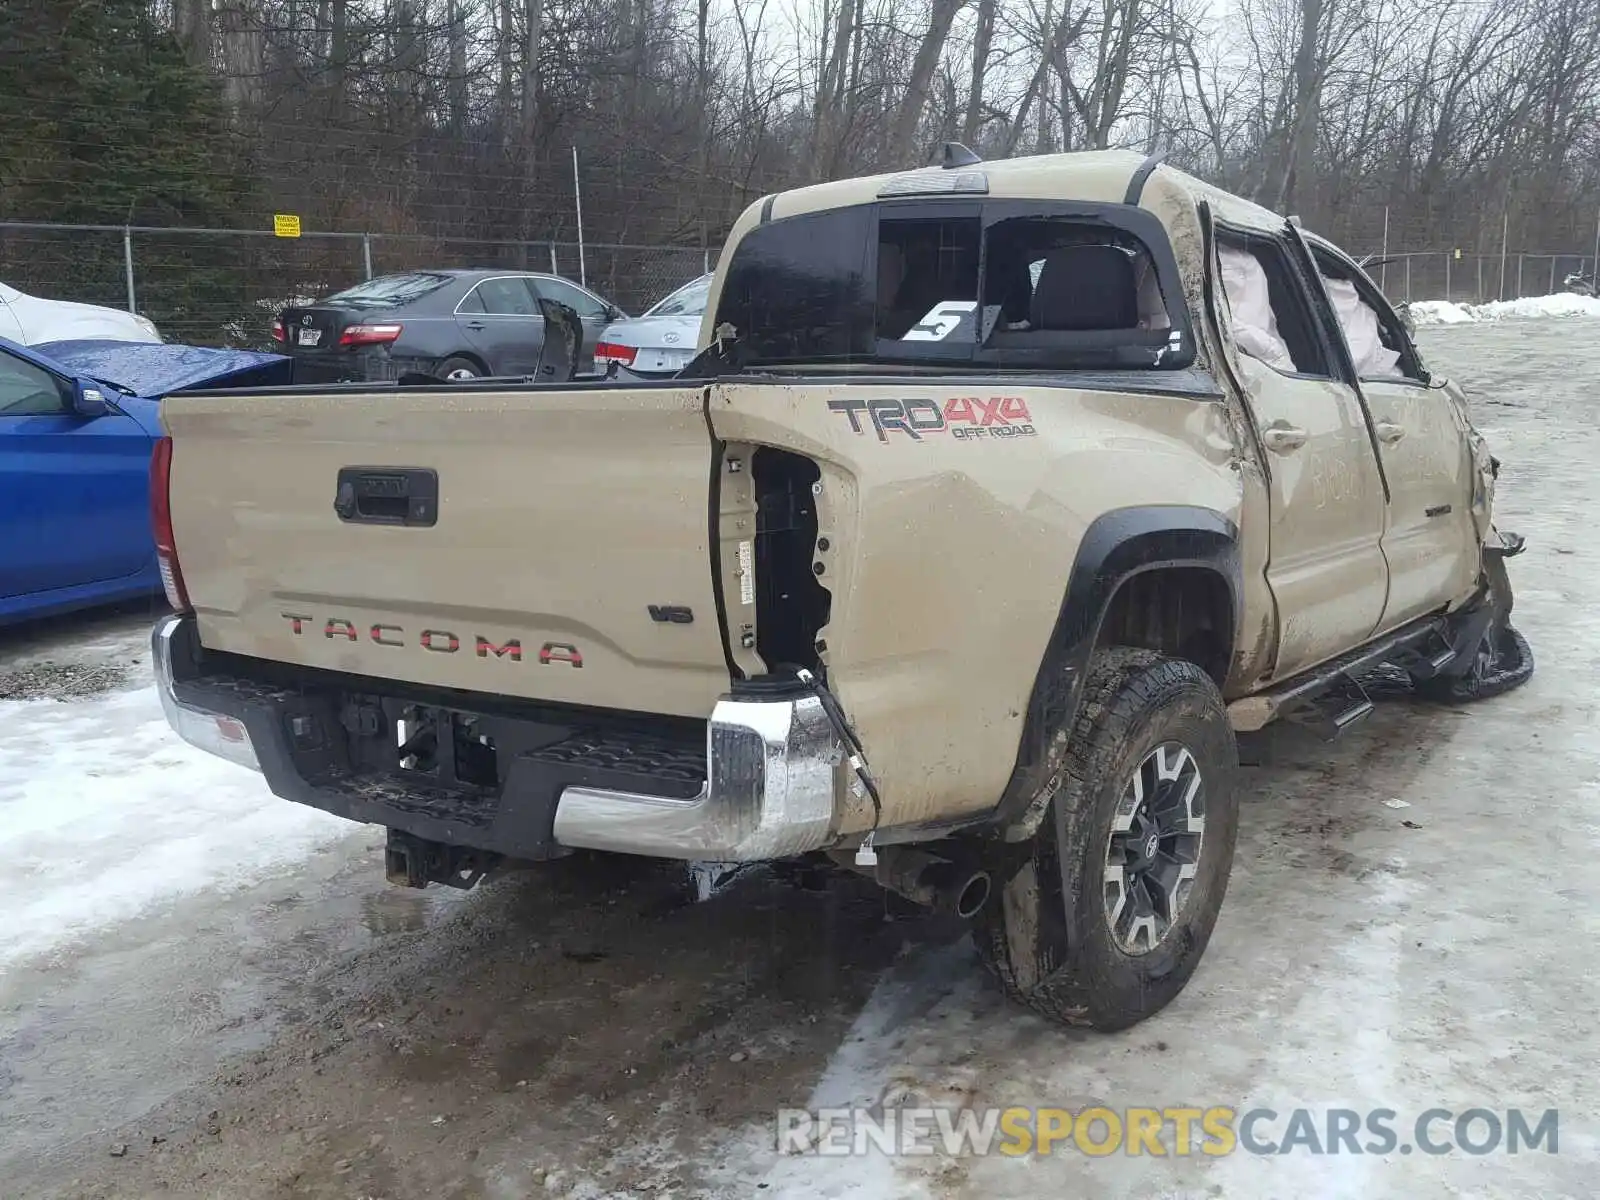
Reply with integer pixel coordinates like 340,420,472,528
279,613,583,667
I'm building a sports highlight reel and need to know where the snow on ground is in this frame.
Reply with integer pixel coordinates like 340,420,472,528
1408,300,1479,325
0,658,355,969
1410,292,1600,324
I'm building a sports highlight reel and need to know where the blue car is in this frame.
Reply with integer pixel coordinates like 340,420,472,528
0,337,292,625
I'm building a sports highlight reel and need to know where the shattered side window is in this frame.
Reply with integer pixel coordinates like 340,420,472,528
1216,235,1331,378
1310,250,1422,382
992,221,1171,334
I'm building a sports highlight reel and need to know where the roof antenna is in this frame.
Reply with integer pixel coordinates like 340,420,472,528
940,142,983,170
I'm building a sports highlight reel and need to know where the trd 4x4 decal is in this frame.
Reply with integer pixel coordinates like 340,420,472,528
828,396,1038,443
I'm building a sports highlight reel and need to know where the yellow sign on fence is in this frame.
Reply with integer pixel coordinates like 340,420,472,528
273,214,302,238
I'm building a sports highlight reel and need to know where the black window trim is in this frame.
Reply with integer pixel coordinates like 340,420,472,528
717,198,1197,373
1213,220,1349,385
1282,222,1395,503
1302,236,1430,387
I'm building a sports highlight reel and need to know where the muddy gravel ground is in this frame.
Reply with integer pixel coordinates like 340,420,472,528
3,321,1597,1198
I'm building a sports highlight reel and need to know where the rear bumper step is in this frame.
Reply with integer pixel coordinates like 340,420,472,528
152,614,844,863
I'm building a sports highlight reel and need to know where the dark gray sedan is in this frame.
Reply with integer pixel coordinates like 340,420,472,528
274,269,624,382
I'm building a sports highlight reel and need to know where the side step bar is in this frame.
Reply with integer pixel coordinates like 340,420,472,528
1281,672,1374,740
1227,613,1450,734
1230,531,1525,736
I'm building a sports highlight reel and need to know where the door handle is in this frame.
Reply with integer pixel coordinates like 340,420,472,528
1261,423,1308,454
464,321,486,331
1374,420,1406,444
334,467,438,527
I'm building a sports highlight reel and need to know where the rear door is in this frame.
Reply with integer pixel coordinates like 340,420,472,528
1210,220,1390,679
454,277,544,375
0,346,154,599
1302,238,1480,629
161,382,730,717
532,277,614,370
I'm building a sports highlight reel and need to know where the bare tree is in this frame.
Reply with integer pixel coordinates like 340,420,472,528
962,0,997,143
23,0,1600,301
892,0,971,162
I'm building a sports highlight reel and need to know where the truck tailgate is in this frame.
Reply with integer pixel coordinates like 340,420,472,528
161,385,730,718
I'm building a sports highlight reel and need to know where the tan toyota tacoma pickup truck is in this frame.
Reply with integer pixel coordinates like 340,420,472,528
151,148,1530,1031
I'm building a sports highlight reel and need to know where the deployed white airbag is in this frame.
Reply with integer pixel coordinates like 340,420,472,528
1218,244,1294,371
1322,275,1402,378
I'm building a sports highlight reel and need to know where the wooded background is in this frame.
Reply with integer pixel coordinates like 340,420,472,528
1,0,1597,338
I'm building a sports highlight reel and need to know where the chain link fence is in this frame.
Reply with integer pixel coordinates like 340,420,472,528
0,222,716,347
0,221,1594,348
1374,251,1597,305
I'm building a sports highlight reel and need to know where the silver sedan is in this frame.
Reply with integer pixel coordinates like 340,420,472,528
594,274,710,376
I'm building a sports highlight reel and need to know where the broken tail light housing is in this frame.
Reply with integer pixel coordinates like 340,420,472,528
339,322,404,348
594,340,638,366
150,436,190,611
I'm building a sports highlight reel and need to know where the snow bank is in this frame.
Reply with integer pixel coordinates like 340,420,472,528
1471,293,1600,320
0,678,355,967
1410,293,1600,325
1407,300,1478,325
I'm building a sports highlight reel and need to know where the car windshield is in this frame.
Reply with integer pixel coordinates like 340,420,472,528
323,272,453,308
711,201,1192,372
646,276,712,318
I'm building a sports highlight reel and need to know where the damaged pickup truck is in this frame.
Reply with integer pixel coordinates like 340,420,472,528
151,148,1530,1031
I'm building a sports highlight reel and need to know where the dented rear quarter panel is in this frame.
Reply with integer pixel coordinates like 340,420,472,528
711,378,1244,832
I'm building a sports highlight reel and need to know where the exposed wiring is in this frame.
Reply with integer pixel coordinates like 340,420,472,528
795,667,883,864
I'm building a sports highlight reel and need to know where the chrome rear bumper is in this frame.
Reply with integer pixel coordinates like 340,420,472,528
553,694,841,860
152,612,843,862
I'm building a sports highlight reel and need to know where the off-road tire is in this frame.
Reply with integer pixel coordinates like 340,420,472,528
437,355,482,380
975,647,1240,1031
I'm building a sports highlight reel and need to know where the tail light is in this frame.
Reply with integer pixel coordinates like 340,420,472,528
339,322,403,348
150,436,190,611
594,340,638,366
270,318,286,343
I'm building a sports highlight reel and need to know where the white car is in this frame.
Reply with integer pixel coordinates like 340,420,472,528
0,281,162,345
594,274,710,376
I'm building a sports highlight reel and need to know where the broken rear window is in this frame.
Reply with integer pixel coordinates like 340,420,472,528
713,200,1193,371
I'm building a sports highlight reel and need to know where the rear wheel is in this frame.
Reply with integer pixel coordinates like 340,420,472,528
976,648,1240,1031
437,355,482,381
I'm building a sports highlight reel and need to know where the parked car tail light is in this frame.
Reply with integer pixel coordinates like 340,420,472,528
270,318,286,343
594,340,637,366
339,322,404,348
150,437,190,612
